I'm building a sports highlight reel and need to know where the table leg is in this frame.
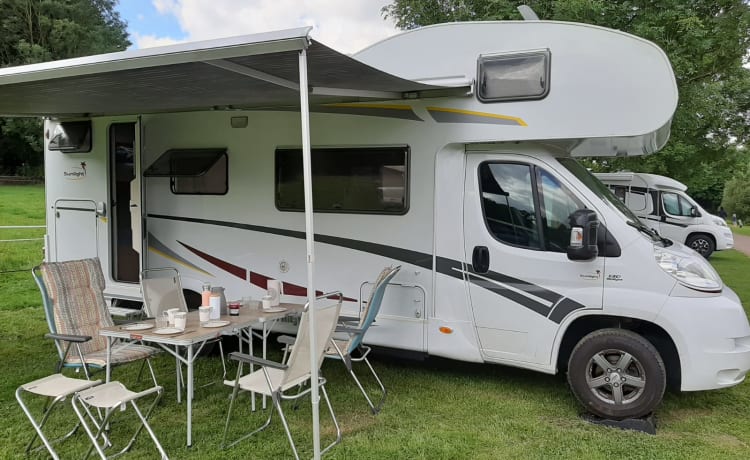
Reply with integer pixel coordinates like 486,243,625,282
249,329,255,412
176,349,182,404
105,337,112,383
262,322,267,410
187,344,194,447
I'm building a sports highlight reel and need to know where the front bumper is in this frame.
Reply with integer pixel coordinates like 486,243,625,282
716,229,734,250
659,286,750,391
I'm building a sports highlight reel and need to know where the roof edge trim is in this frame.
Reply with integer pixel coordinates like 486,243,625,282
0,27,312,86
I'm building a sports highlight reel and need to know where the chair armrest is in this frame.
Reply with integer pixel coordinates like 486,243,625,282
338,315,361,323
277,335,296,346
335,325,364,334
45,332,92,343
228,352,287,370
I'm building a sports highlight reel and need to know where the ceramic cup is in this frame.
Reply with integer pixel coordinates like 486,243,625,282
174,311,187,330
198,305,211,323
166,308,180,325
262,295,273,310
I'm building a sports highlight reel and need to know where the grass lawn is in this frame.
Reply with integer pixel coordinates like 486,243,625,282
2,184,750,459
732,225,750,238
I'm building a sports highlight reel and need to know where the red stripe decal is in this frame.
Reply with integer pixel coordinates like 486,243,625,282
178,241,356,302
178,241,246,280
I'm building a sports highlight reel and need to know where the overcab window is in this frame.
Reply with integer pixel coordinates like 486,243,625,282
477,50,550,102
143,148,228,195
275,146,409,214
48,120,92,153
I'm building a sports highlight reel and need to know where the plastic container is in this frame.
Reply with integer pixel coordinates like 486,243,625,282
201,283,212,306
209,293,221,320
211,286,228,315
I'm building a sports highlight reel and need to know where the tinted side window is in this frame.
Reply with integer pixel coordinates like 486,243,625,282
479,163,540,249
275,147,408,215
171,153,228,195
537,169,583,252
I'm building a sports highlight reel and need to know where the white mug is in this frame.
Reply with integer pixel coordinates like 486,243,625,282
261,295,273,310
266,279,282,306
174,312,187,330
166,308,180,325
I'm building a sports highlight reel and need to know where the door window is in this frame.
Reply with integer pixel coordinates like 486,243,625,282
478,162,584,253
662,192,693,217
537,169,584,252
479,163,540,249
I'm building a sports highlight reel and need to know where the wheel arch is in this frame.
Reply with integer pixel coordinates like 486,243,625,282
555,314,681,391
686,231,716,246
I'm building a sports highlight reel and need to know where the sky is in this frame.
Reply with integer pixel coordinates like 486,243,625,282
117,0,401,54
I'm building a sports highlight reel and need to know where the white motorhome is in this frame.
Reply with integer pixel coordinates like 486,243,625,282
1,19,749,421
594,172,733,258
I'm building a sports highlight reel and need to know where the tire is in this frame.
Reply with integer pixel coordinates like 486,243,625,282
685,233,715,258
567,329,666,420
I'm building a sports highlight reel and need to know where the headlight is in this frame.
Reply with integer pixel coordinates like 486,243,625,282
713,217,728,227
654,246,722,292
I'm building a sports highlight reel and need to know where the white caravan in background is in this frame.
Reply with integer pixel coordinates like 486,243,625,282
1,17,749,421
595,172,733,258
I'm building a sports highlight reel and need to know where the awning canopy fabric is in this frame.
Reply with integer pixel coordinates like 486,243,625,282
0,27,451,117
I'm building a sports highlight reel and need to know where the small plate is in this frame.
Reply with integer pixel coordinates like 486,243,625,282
201,320,231,328
123,323,154,331
262,307,287,313
154,327,183,335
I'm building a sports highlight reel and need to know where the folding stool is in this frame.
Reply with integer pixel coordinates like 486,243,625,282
16,373,102,460
71,381,168,460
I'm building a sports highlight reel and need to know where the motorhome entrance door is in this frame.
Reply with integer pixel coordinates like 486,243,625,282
463,153,605,365
109,122,142,282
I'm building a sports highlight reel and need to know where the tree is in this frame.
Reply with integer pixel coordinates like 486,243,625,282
722,171,750,221
0,0,130,176
383,0,750,210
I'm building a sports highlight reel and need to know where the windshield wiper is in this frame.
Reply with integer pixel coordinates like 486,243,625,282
626,220,671,245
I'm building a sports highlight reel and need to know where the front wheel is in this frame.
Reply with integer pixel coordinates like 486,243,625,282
686,233,715,258
567,329,666,420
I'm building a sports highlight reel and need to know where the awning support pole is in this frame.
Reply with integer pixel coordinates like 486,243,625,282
298,47,321,460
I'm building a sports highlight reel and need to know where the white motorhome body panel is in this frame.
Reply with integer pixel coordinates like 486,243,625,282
356,22,677,157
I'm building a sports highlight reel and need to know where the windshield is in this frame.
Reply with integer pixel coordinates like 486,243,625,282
557,158,661,242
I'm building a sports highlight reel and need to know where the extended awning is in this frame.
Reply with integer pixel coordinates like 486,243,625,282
0,27,460,117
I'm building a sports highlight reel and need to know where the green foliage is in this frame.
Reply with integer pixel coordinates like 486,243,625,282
722,172,750,220
0,0,130,175
383,0,750,211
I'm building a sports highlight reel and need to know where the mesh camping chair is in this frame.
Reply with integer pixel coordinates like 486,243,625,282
140,267,227,399
32,257,159,384
326,265,400,414
222,293,343,459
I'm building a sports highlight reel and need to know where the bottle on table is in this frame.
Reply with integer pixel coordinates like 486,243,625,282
201,283,211,306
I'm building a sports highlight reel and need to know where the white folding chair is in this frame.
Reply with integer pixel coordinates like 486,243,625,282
222,293,343,459
16,374,102,460
72,381,168,460
140,267,227,399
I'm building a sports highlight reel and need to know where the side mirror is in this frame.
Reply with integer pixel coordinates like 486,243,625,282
567,209,599,261
690,207,698,217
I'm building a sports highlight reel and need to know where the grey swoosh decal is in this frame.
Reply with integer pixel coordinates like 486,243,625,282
148,213,586,322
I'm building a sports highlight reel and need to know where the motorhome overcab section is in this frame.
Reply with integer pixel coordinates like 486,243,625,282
1,19,748,421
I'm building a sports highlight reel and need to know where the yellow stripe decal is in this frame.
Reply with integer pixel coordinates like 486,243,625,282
427,106,528,126
148,246,214,278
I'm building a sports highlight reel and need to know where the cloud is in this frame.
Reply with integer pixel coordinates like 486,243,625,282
146,0,398,54
131,31,184,49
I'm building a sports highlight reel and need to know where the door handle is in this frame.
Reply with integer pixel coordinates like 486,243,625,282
472,246,490,274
